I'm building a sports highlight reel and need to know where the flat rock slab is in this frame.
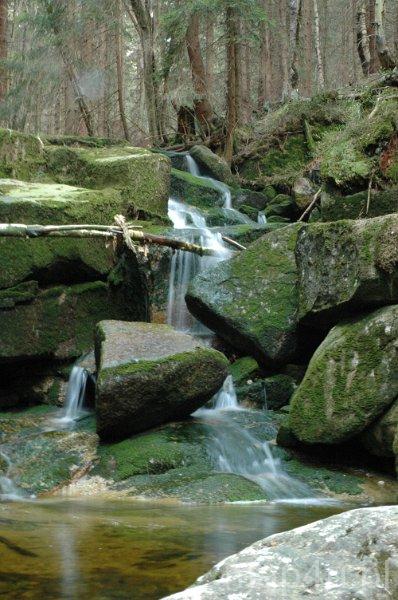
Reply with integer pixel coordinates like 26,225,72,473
164,506,398,600
95,321,229,441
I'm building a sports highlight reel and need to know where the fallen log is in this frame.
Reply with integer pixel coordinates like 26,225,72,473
0,222,225,257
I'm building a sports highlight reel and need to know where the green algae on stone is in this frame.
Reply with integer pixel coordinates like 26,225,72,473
289,305,398,445
0,281,134,363
190,145,238,187
230,357,259,385
0,128,46,181
186,224,304,367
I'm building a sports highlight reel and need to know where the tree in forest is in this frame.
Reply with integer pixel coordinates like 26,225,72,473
374,0,397,69
0,0,7,101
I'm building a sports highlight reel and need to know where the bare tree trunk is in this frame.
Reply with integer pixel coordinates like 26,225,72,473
0,0,7,101
115,0,130,140
258,0,272,109
279,0,290,100
225,6,238,163
357,0,371,75
374,0,396,69
186,12,213,135
313,0,325,89
301,0,313,97
128,0,162,145
205,17,214,99
289,0,302,95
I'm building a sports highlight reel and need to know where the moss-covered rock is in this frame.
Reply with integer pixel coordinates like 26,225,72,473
95,321,229,441
0,128,45,180
289,305,398,444
297,215,398,326
0,281,133,364
230,357,259,385
264,194,297,220
320,188,398,221
186,224,303,367
232,187,275,212
190,145,237,187
171,168,223,209
45,145,170,218
237,375,296,410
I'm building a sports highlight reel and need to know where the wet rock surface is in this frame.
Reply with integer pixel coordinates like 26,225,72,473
164,506,398,600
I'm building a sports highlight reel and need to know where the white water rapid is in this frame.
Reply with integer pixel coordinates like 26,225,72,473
53,366,88,426
185,154,232,209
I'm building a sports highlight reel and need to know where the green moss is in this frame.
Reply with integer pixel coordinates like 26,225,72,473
230,357,259,385
171,168,222,209
0,128,46,181
321,188,398,221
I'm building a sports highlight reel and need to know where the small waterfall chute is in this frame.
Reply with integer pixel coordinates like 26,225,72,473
213,375,240,410
185,154,232,209
0,450,25,501
257,212,267,225
53,366,88,426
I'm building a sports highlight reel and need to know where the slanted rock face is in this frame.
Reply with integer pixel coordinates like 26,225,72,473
163,506,398,600
297,214,398,326
190,145,237,187
289,305,398,444
320,188,398,222
360,400,398,457
186,224,303,367
171,168,222,209
95,321,229,441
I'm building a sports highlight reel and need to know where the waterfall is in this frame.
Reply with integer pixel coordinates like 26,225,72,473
167,198,230,335
213,375,240,410
53,366,88,426
257,212,267,225
195,377,315,502
185,154,232,209
0,449,25,501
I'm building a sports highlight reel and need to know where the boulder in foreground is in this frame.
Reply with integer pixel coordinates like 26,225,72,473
163,506,398,600
289,305,398,444
95,321,229,441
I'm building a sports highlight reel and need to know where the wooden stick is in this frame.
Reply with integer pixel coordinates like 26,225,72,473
0,223,217,256
298,188,322,222
221,235,247,251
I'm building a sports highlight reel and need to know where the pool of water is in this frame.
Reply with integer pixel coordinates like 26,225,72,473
0,497,351,599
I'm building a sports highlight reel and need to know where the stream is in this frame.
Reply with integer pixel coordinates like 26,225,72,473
0,153,369,598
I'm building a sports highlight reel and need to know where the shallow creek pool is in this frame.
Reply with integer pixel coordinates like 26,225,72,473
0,497,351,599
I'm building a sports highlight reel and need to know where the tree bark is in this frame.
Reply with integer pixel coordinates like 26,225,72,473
0,0,7,101
289,0,302,94
313,0,325,89
356,0,371,76
225,6,238,163
115,0,130,140
374,0,396,69
186,12,213,136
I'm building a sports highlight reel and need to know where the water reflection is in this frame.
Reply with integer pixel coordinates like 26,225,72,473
0,498,349,600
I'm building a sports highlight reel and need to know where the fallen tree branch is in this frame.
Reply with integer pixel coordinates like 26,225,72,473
221,235,247,251
0,223,219,256
298,188,322,222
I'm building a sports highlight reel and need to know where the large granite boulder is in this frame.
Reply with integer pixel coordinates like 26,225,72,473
289,305,398,444
297,215,398,326
95,321,229,441
45,144,170,218
190,145,237,187
186,224,303,367
163,506,398,600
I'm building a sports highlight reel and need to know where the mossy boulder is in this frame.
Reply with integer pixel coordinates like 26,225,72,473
297,215,398,326
360,400,398,457
0,281,132,364
171,168,223,209
264,194,297,220
0,128,45,180
190,145,237,187
186,224,304,367
0,179,130,225
45,144,170,218
289,305,398,444
95,321,229,441
293,177,316,209
320,188,398,221
237,375,296,410
230,357,259,385
233,187,275,211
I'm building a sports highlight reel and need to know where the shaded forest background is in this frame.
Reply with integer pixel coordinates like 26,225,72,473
0,0,397,151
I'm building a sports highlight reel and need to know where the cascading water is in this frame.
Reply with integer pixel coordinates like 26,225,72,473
185,154,232,209
167,198,230,334
196,378,315,502
53,366,88,426
257,212,267,225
